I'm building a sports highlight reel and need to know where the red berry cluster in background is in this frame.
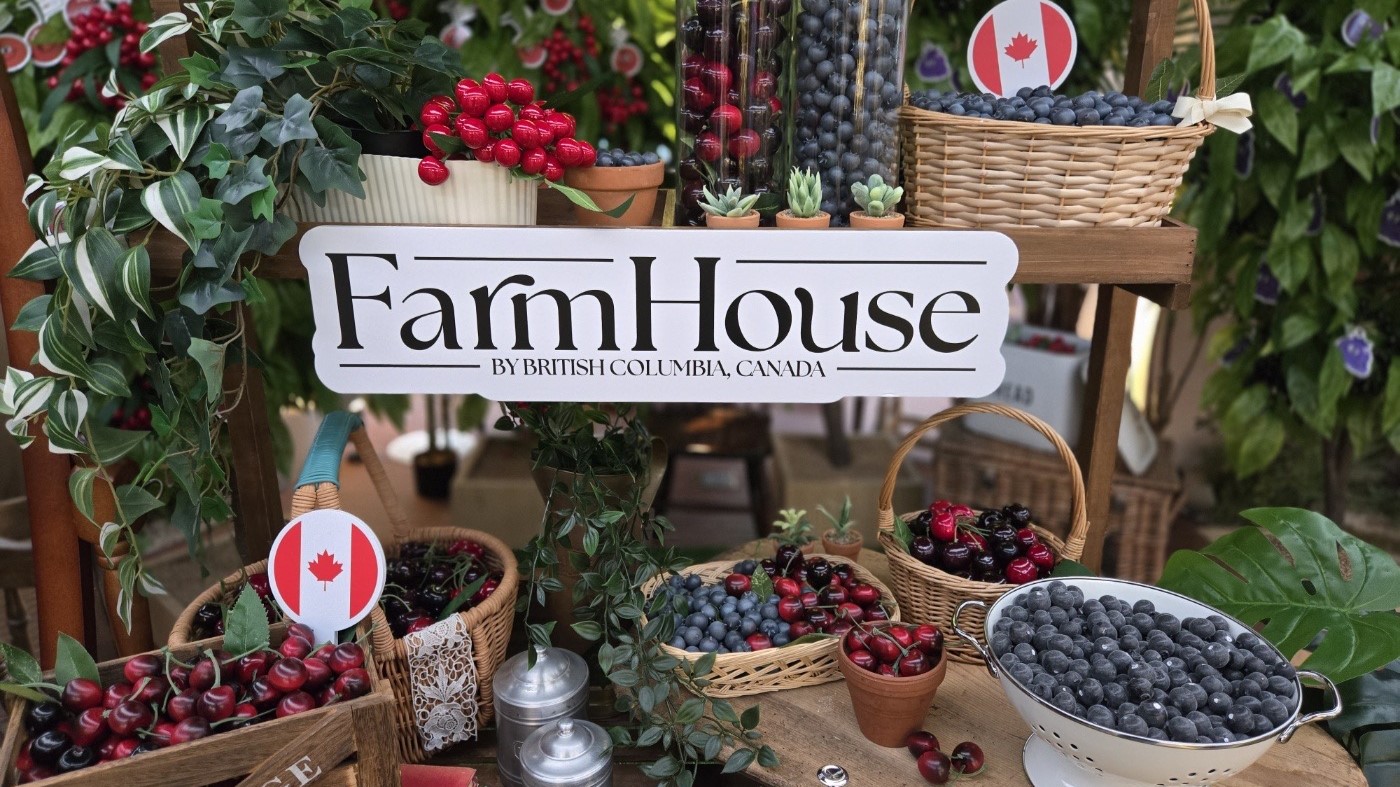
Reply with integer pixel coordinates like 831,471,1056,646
106,375,155,431
905,500,1057,584
416,73,595,185
842,621,944,677
14,632,370,782
597,82,648,129
46,3,156,111
382,540,504,638
377,0,410,20
905,731,986,784
540,23,596,96
1017,332,1079,354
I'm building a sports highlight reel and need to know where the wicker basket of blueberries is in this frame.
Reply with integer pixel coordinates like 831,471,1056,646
951,578,1342,787
640,555,900,697
898,0,1218,229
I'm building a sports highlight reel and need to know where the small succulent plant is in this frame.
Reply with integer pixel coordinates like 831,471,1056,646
851,175,904,218
771,508,816,547
786,167,823,218
700,184,760,218
818,495,858,544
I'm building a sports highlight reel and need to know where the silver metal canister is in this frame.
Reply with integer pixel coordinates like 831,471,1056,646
492,647,589,787
519,718,613,787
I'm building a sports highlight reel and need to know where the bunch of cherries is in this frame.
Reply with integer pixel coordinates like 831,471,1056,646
416,73,596,185
906,730,986,784
382,540,504,638
905,501,1057,584
48,3,157,111
15,630,370,783
841,621,943,677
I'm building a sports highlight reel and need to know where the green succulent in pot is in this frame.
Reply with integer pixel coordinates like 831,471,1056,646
777,167,830,227
851,174,905,221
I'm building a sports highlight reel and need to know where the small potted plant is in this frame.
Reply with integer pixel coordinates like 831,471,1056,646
700,184,761,228
818,495,863,561
777,168,831,228
838,622,948,747
771,508,817,555
850,175,905,228
564,149,665,226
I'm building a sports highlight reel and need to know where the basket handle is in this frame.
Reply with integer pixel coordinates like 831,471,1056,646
875,402,1088,561
1188,0,1217,100
290,411,412,540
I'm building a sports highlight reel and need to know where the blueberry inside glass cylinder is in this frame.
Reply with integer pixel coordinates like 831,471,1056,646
676,0,793,225
792,0,907,224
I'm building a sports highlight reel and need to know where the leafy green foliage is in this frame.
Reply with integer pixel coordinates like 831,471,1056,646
1158,507,1400,683
1175,0,1400,483
1327,658,1400,785
0,0,459,628
770,508,815,547
223,586,272,655
54,633,100,686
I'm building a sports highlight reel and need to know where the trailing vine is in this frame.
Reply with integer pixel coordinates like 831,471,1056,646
501,402,776,785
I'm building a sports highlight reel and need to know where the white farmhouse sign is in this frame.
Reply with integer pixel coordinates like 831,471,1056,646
299,226,1018,403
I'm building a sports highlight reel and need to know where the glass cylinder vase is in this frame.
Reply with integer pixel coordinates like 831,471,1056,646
791,0,908,224
676,0,795,225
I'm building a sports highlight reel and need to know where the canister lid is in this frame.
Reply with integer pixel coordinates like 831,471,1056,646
493,647,590,721
519,718,612,786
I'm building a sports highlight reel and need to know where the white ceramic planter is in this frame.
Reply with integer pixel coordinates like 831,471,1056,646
287,155,538,226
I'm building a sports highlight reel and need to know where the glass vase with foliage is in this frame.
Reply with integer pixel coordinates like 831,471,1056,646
1172,3,1399,521
0,0,459,623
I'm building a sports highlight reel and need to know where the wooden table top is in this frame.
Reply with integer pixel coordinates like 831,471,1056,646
709,543,1364,787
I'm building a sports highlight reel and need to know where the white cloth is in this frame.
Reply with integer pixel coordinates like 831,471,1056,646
1172,93,1254,134
404,614,480,753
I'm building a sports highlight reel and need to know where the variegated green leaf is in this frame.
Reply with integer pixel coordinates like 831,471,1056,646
69,466,98,522
138,573,168,595
106,131,144,171
5,417,33,448
27,190,59,239
11,240,61,280
140,12,191,54
64,229,124,319
130,87,175,116
10,295,49,333
157,105,214,160
58,146,123,180
98,521,122,558
38,315,89,378
10,377,57,421
140,171,201,252
0,368,31,414
22,174,43,204
44,389,88,455
118,246,153,318
86,359,130,397
102,71,121,100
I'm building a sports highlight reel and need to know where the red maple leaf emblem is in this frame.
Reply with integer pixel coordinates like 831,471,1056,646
1004,32,1038,64
307,550,343,589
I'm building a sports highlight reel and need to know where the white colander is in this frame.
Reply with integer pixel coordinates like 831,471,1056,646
952,577,1342,787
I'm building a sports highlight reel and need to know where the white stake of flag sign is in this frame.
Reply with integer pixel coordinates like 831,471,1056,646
268,509,387,647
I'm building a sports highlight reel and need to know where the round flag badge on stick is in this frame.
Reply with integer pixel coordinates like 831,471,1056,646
269,509,387,647
967,0,1077,97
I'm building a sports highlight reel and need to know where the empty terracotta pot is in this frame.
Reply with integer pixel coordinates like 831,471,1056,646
849,211,905,228
705,212,761,228
564,162,664,226
776,210,832,228
837,627,947,747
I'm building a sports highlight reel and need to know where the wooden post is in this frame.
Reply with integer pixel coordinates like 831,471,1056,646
0,72,89,667
1076,0,1181,572
226,308,284,564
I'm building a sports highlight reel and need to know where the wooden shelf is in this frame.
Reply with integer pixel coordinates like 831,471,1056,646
148,189,1196,309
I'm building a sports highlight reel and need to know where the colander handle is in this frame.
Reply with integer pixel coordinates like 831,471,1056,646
952,600,999,679
1278,670,1342,744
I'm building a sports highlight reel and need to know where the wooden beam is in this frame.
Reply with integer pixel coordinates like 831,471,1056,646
226,307,283,564
0,71,89,667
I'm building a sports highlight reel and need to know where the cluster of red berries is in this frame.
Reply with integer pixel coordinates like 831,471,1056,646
906,730,986,784
415,73,595,185
379,0,410,20
906,501,1057,585
539,24,596,96
1018,332,1079,354
15,633,369,782
382,540,504,638
842,622,944,677
46,3,156,110
106,375,155,431
597,82,649,129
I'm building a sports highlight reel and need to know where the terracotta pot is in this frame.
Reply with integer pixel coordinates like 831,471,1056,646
849,211,905,229
837,626,948,747
821,529,863,562
530,437,668,652
775,210,831,228
705,212,761,228
564,162,665,226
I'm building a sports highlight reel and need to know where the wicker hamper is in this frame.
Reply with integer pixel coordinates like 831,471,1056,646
169,412,518,764
877,403,1089,662
898,0,1218,228
932,420,1184,582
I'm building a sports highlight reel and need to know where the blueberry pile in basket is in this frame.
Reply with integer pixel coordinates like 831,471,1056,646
595,149,661,167
902,500,1056,584
991,582,1300,743
650,555,892,654
908,85,1180,128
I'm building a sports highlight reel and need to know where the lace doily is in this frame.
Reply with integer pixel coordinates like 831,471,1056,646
404,614,480,752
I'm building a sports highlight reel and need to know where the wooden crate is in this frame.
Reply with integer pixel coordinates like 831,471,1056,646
930,422,1183,582
0,631,397,787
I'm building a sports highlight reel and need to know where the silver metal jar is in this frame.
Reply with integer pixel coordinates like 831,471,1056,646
519,718,613,787
492,647,590,787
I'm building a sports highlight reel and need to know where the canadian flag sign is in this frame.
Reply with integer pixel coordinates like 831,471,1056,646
967,0,1077,97
268,509,386,645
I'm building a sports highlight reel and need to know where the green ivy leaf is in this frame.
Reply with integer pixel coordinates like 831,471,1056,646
1372,62,1400,118
259,94,317,146
221,47,288,90
216,86,264,131
0,641,42,686
1248,17,1307,75
215,155,272,205
223,585,271,653
609,668,639,687
1234,411,1284,477
675,697,705,724
231,0,287,37
1158,508,1400,684
180,53,222,88
187,198,225,241
187,338,226,404
1050,559,1095,577
300,117,365,198
748,566,773,600
54,632,100,685
116,484,164,523
89,426,148,464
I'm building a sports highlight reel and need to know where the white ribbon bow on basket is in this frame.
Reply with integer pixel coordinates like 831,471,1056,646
1171,93,1254,134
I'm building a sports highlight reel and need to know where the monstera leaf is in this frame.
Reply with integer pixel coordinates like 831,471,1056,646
1158,507,1400,684
1328,658,1400,786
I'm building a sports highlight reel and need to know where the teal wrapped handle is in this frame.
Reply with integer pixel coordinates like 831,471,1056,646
294,411,363,489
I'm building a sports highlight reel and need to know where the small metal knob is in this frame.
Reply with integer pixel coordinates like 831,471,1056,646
817,764,848,786
557,719,574,737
